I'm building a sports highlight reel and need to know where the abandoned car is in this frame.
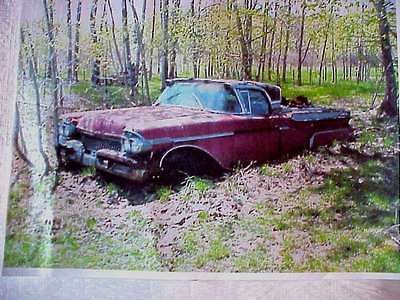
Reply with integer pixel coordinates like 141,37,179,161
58,79,353,181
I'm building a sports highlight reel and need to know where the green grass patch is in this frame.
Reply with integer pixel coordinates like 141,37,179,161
7,182,29,222
85,217,97,231
106,182,119,195
234,246,269,272
259,164,277,176
156,186,172,203
281,80,383,105
81,166,96,177
182,231,199,255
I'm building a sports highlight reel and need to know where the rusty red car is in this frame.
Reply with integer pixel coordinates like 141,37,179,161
58,79,353,181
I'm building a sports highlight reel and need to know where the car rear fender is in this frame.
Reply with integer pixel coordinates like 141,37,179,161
309,128,353,149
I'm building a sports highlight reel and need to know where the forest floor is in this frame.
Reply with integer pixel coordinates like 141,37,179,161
5,79,400,272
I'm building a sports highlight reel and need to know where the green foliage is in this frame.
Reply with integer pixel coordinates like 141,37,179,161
106,182,119,195
156,186,172,203
281,80,383,105
198,211,209,223
351,245,400,272
195,237,230,268
71,81,130,106
182,231,199,255
281,161,294,174
193,177,212,193
4,234,51,267
127,210,143,220
85,217,97,231
259,164,277,176
234,246,269,272
7,183,28,222
81,166,96,177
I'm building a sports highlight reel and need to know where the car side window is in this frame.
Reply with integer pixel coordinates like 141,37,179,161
239,89,270,116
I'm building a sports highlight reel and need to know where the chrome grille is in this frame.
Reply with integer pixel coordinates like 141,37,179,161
80,134,121,152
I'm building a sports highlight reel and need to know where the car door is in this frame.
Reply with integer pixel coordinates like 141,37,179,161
233,88,280,164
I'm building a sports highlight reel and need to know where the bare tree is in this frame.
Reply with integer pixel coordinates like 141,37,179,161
73,0,82,82
149,0,157,80
282,0,292,83
267,2,278,81
256,1,269,81
0,0,23,271
122,0,137,95
160,0,170,90
90,0,101,85
190,0,198,78
169,0,181,78
42,0,59,168
373,0,398,117
129,0,150,102
66,0,73,83
297,0,306,86
234,0,254,80
107,0,123,73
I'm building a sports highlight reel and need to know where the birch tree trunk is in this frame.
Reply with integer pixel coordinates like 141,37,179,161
73,0,82,82
148,0,157,80
66,0,73,83
122,0,137,96
0,0,23,271
282,0,292,83
160,0,169,90
107,0,123,74
169,0,181,78
297,0,306,86
256,1,268,81
90,0,100,85
267,2,278,81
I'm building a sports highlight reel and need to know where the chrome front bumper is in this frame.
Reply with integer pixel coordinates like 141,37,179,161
59,140,152,182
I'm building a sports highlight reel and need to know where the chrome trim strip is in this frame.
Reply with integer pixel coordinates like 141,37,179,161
149,131,235,146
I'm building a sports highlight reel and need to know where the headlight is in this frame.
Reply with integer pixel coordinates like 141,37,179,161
121,129,151,155
58,119,76,145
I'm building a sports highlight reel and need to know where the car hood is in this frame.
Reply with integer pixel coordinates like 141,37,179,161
63,105,231,138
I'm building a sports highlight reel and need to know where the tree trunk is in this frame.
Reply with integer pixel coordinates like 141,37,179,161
190,0,200,78
66,0,73,83
297,0,306,86
275,22,284,84
234,0,253,80
282,0,292,83
373,0,398,117
122,0,137,95
149,0,157,80
107,0,123,74
72,0,82,82
0,0,22,271
256,1,269,81
169,0,181,78
267,2,278,81
319,34,328,85
160,0,169,90
90,0,100,85
42,0,59,168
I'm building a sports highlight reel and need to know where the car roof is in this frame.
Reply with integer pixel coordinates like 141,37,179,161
166,78,280,90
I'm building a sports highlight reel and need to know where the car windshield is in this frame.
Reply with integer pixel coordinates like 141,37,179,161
158,82,242,113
